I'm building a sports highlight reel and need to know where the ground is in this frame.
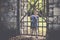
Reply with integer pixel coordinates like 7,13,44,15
9,35,46,40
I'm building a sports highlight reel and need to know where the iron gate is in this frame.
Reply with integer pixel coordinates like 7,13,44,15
19,0,47,37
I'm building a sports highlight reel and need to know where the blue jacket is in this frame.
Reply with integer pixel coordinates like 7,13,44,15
31,15,38,27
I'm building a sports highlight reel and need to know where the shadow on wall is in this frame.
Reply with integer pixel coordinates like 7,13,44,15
0,22,18,40
0,0,20,40
55,0,60,8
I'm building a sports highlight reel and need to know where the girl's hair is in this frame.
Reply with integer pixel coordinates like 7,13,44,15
33,7,38,12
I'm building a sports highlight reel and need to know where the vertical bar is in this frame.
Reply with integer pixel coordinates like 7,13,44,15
46,0,49,16
43,0,45,37
38,0,39,36
30,0,32,36
23,10,24,34
27,0,30,35
23,0,24,34
42,17,43,36
44,0,45,15
17,0,20,35
46,0,49,40
27,4,28,35
27,0,29,34
46,0,49,31
20,0,21,35
21,0,22,34
42,0,43,36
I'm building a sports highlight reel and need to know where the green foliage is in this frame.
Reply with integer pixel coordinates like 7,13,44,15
28,0,43,11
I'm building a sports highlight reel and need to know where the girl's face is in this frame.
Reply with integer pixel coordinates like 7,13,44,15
34,10,38,15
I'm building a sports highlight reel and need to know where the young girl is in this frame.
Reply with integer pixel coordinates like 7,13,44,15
30,8,39,37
